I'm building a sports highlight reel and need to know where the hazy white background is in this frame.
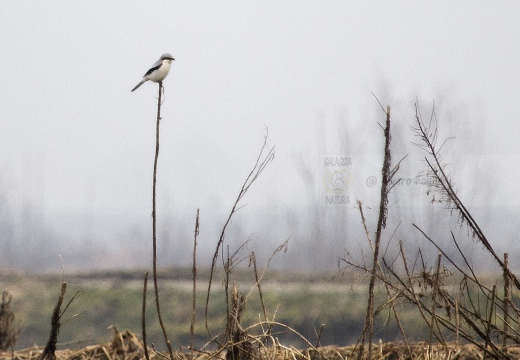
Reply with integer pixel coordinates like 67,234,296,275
1,2,519,271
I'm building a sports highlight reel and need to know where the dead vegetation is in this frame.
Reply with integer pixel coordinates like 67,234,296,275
2,330,520,360
343,102,520,359
0,291,19,351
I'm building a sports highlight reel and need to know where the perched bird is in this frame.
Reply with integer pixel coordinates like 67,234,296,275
131,53,175,92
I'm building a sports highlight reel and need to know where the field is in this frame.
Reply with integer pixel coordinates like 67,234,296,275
1,268,520,359
1,269,379,350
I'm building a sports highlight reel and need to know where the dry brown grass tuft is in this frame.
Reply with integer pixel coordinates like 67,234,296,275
0,291,19,351
2,330,520,360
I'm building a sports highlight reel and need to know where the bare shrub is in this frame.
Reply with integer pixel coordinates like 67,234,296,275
0,291,19,351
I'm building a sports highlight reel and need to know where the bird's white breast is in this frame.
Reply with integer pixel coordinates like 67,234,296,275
147,60,172,83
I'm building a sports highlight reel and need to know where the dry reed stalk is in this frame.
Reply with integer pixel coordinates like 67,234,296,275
150,81,174,360
251,253,269,333
503,253,510,350
310,324,324,360
483,285,497,360
428,253,445,348
142,271,150,360
356,201,412,358
455,299,459,346
39,282,66,360
244,240,289,337
358,105,392,360
191,209,200,359
0,291,18,351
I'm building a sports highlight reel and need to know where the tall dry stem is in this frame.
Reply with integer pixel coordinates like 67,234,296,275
191,209,200,358
503,253,510,350
358,105,393,360
141,272,150,360
151,81,174,360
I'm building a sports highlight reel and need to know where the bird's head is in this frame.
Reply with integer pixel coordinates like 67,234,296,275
161,53,175,63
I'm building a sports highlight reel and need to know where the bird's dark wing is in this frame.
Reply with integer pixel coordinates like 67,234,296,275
144,64,161,77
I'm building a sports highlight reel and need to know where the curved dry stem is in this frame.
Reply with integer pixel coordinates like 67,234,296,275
204,130,275,337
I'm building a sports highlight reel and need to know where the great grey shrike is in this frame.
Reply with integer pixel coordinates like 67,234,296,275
131,53,175,92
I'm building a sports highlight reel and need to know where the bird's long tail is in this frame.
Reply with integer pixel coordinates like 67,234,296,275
131,79,147,92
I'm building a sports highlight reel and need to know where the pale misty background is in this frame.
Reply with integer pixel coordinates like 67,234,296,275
1,2,519,273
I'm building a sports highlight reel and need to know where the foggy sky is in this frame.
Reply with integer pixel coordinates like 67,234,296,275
1,2,520,271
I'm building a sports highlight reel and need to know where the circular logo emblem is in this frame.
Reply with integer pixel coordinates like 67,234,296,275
323,169,352,195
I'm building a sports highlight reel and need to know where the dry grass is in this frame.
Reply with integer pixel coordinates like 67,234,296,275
2,329,519,360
